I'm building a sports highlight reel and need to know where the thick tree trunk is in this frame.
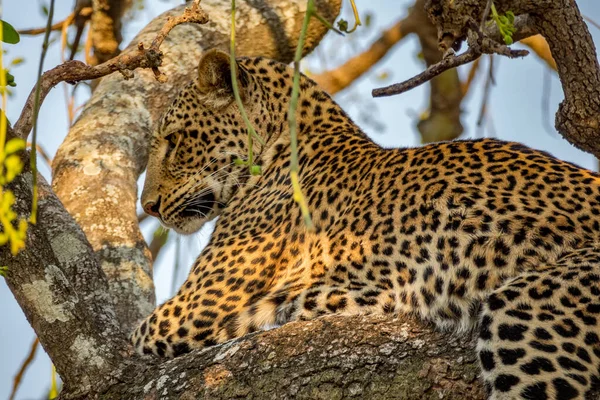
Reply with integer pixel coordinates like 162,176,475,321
70,315,485,400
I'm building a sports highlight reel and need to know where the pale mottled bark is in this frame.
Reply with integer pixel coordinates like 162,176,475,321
52,0,342,333
2,161,128,393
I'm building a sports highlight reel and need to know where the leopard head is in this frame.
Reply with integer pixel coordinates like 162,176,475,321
141,49,279,234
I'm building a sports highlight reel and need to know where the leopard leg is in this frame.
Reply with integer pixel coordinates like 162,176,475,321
477,247,600,400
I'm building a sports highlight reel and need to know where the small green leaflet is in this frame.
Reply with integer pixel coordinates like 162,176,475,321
1,20,20,44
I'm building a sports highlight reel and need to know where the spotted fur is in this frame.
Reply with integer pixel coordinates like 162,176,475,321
133,49,600,399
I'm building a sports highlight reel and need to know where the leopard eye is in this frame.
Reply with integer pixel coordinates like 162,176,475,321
165,132,181,154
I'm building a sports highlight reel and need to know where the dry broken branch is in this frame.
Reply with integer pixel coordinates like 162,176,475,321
12,1,209,140
421,0,600,158
9,337,39,400
18,13,78,35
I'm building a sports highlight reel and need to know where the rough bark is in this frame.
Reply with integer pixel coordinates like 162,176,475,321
533,1,600,158
2,153,128,395
89,0,130,65
51,0,342,333
76,315,486,400
5,0,600,398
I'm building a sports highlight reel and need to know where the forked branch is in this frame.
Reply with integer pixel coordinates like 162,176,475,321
373,28,528,97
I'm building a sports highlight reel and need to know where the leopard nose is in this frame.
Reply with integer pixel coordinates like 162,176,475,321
143,197,161,218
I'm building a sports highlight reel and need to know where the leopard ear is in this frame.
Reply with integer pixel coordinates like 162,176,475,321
197,49,246,106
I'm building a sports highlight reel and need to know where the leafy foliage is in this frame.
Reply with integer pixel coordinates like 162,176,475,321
0,19,20,44
490,3,516,45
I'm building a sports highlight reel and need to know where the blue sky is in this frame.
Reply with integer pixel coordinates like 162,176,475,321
1,1,600,398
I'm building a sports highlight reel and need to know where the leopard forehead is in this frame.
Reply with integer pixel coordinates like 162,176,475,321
157,57,293,138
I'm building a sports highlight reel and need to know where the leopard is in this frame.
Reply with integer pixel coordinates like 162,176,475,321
132,48,600,399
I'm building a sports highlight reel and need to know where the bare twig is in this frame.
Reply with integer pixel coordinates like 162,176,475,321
541,66,554,136
476,55,495,134
480,0,493,29
60,13,76,63
27,141,53,166
8,338,39,400
148,226,169,262
12,1,209,140
584,15,600,31
69,3,93,61
372,48,481,97
18,14,75,35
84,24,94,65
372,30,527,98
18,6,92,36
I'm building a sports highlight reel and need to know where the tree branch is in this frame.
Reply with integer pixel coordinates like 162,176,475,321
3,162,128,393
532,0,600,158
13,1,210,140
51,0,342,333
422,0,600,157
372,27,528,98
89,0,129,65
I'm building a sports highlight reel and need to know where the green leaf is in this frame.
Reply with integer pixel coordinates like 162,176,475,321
0,266,7,277
5,70,16,87
11,57,24,66
0,20,20,44
506,11,515,24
